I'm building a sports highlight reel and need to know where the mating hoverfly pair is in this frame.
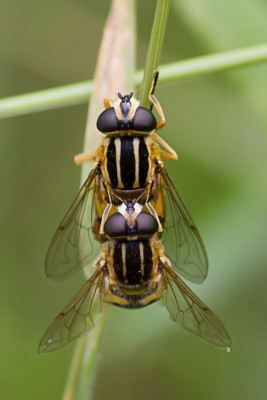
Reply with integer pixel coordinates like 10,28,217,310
39,72,230,353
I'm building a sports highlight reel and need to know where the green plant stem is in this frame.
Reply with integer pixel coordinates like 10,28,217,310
62,333,88,400
0,81,93,119
62,310,108,400
1,43,267,119
138,0,170,108
73,310,108,400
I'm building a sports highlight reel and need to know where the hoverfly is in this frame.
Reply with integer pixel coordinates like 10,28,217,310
39,72,230,352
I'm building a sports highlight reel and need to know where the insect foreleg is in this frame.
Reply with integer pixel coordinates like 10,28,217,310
74,150,97,165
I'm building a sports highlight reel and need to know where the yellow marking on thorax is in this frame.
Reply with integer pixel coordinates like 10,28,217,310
133,138,140,188
121,243,127,278
145,136,153,181
104,241,116,282
149,238,163,277
149,135,161,161
101,138,111,184
139,242,145,277
95,143,105,161
115,138,123,187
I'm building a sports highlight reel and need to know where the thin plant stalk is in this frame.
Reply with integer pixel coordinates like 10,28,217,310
62,332,88,400
138,0,170,108
1,43,267,118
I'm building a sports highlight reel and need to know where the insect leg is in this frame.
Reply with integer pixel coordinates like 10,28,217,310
99,185,114,235
146,202,163,232
151,132,178,161
159,151,178,160
104,98,112,109
149,70,166,130
92,255,106,271
150,70,159,100
74,150,96,165
141,181,163,233
99,203,113,235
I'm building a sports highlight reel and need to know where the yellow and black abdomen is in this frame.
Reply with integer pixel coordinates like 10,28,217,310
102,136,153,190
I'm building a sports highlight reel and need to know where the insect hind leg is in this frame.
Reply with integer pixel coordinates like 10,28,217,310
149,70,166,130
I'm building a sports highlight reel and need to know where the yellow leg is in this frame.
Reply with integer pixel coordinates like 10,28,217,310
92,257,106,273
149,70,166,130
140,181,163,233
156,120,165,130
74,151,96,165
104,98,111,109
147,202,163,232
150,132,178,160
160,151,178,161
99,203,113,235
99,181,114,235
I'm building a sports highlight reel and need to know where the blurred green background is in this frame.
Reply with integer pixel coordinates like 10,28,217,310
1,0,267,399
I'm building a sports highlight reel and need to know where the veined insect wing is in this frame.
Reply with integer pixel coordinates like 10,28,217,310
39,267,106,353
161,263,230,350
45,167,102,281
159,166,208,284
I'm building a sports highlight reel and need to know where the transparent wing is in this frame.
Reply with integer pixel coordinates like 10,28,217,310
45,168,101,281
161,263,230,350
39,267,105,352
159,167,208,283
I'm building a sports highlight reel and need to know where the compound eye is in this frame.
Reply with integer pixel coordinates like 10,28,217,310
97,108,118,133
132,106,157,132
104,213,127,238
136,212,158,236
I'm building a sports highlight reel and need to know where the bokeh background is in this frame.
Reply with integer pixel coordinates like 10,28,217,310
1,1,267,399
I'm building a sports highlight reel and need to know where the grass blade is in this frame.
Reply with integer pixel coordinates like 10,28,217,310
138,0,170,108
1,44,267,119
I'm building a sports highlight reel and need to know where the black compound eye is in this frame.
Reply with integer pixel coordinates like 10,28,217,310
97,108,118,133
104,213,127,238
136,212,158,237
132,106,157,132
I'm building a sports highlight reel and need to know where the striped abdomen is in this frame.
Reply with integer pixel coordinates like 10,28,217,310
103,136,152,190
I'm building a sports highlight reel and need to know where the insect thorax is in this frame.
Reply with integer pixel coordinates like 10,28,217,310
99,135,159,190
